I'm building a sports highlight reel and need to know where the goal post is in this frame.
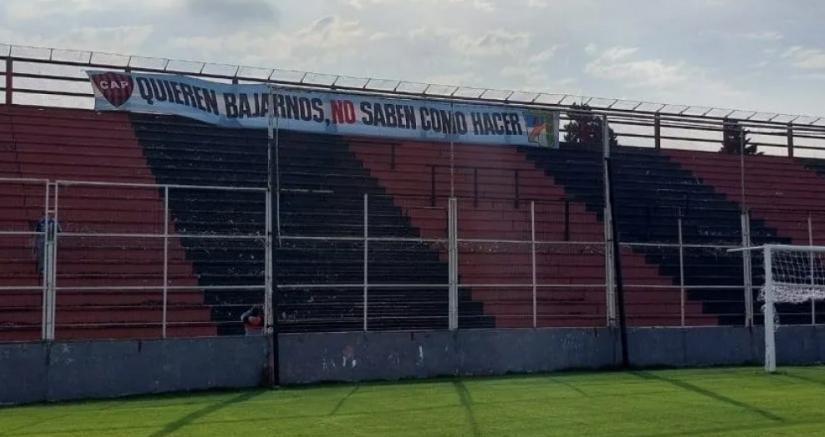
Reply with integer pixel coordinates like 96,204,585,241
729,244,825,373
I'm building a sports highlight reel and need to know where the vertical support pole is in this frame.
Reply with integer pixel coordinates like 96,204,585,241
740,128,747,209
741,211,753,327
266,86,279,386
40,181,49,341
48,183,59,341
363,193,369,332
4,57,12,105
552,112,561,149
654,113,661,149
809,214,816,325
264,189,273,331
162,186,169,338
677,212,686,327
269,86,281,242
603,115,617,327
764,246,776,373
787,124,794,158
531,201,537,328
606,156,630,368
450,102,456,199
448,197,458,330
563,199,571,242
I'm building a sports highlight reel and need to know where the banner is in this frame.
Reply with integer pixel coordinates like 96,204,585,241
88,71,559,148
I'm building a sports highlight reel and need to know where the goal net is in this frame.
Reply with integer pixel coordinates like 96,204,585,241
758,244,825,372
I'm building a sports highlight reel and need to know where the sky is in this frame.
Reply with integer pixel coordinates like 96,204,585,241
1,0,825,117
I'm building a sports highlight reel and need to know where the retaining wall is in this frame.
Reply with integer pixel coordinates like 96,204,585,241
4,326,825,405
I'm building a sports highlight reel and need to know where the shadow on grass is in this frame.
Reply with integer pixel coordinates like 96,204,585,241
453,380,481,437
631,371,783,423
148,390,266,437
329,385,359,416
779,371,825,388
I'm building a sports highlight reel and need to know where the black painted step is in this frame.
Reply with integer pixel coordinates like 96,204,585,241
523,143,799,325
132,113,492,333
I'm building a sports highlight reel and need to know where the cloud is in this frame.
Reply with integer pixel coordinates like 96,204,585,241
740,31,783,41
183,0,277,25
585,46,689,88
0,0,820,117
581,45,748,108
783,46,825,70
452,30,530,56
3,25,154,53
346,0,392,8
168,15,379,69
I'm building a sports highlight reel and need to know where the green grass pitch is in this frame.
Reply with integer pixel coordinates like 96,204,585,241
4,366,825,436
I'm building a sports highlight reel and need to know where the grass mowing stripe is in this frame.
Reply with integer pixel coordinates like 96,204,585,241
3,366,825,436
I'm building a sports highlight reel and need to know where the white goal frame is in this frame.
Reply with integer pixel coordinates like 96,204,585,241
730,244,825,373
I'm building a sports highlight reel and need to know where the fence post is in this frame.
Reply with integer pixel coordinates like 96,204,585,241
363,193,369,331
787,124,794,158
264,188,274,331
809,214,816,325
40,181,50,341
741,210,753,327
677,212,686,327
4,57,12,105
47,183,59,341
531,201,537,328
162,186,169,338
603,114,617,327
448,197,458,330
654,113,661,149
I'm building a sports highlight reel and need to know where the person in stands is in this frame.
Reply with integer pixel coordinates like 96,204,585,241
240,306,264,336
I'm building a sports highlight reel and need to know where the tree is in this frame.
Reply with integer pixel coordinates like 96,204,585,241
563,104,618,151
719,119,760,155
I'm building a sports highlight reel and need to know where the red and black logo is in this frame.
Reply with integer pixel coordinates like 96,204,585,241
91,72,134,107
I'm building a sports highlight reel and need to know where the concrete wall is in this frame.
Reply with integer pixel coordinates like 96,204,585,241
279,326,825,384
279,328,618,384
0,336,268,405
5,326,825,405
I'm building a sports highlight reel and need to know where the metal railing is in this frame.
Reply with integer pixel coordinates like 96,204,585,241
274,186,825,331
4,44,825,157
0,178,271,341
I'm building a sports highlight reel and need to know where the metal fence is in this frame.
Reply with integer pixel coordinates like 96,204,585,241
3,44,825,157
0,178,271,342
5,44,825,338
273,188,782,331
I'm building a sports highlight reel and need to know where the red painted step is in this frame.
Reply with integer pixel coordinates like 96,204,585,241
0,105,213,341
664,149,825,245
351,139,706,327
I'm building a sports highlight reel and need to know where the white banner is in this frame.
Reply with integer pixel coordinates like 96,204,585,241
88,71,559,148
